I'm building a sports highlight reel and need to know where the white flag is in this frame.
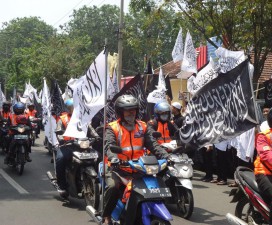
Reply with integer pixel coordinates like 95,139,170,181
0,83,6,108
64,50,107,138
147,67,167,104
180,31,197,78
172,28,183,63
187,57,218,96
156,67,167,91
112,68,120,93
215,47,246,73
42,79,58,146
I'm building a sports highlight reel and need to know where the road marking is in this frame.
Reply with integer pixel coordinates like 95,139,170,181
0,169,29,194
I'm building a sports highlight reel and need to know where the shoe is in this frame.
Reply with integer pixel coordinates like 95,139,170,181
210,179,219,183
26,154,32,162
36,135,39,138
217,180,227,185
228,182,238,187
202,177,213,182
57,188,69,199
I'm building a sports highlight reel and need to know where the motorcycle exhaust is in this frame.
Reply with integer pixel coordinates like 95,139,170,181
226,213,248,225
86,205,102,224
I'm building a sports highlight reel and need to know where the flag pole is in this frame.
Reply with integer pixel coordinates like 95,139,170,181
101,38,108,214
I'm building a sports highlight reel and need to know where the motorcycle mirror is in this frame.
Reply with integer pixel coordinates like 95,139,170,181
152,131,162,139
109,145,123,154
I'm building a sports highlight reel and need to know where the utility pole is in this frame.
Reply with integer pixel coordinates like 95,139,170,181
117,0,124,89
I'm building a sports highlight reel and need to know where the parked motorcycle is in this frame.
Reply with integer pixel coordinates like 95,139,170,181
0,118,9,154
229,166,270,224
8,116,32,175
47,137,100,209
160,139,194,219
87,145,173,225
29,116,41,146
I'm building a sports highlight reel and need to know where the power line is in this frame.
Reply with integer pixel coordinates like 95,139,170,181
53,0,89,27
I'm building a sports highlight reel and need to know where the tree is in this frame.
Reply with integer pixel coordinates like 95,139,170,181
0,17,55,94
130,0,272,84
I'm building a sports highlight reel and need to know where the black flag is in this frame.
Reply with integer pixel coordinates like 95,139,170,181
92,74,148,127
51,80,66,117
263,79,272,108
179,59,258,148
33,93,42,118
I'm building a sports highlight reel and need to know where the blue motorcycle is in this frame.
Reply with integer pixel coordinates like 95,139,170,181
87,146,173,225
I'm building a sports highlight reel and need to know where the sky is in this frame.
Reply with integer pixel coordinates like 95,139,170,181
0,0,130,30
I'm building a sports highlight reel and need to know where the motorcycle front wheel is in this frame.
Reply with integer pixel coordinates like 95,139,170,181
83,176,100,210
16,146,25,175
177,188,194,219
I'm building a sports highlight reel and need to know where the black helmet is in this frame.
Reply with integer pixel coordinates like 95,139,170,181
114,95,139,119
2,101,11,111
13,102,26,115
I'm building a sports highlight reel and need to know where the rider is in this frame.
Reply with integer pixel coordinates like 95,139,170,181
147,101,178,145
171,101,184,128
25,102,40,138
0,101,12,120
254,108,272,225
55,98,74,197
4,102,32,164
102,95,169,225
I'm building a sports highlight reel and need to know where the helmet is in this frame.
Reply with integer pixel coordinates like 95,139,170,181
27,102,35,109
2,101,11,111
267,108,272,128
13,102,26,115
65,99,73,107
154,101,171,121
114,95,139,119
65,98,74,114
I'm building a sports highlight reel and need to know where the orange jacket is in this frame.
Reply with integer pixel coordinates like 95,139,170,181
25,109,37,117
109,119,146,173
9,114,29,126
254,129,272,175
0,111,11,119
148,120,172,145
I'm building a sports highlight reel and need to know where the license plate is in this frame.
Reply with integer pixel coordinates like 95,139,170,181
14,134,28,140
142,187,172,198
73,151,98,160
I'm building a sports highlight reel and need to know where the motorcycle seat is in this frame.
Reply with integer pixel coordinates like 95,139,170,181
239,170,260,193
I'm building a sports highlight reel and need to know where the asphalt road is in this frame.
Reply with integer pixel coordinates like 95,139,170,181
0,131,235,225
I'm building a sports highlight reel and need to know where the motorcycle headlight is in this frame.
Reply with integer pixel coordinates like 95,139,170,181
18,127,25,133
79,140,90,149
144,165,159,175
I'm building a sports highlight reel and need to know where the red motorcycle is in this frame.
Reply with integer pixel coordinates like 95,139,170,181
229,166,270,224
29,116,41,146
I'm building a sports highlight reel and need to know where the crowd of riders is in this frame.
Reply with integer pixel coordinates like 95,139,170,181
1,91,272,225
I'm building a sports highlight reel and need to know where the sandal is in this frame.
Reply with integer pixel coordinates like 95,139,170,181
228,182,238,187
210,179,219,183
217,180,227,185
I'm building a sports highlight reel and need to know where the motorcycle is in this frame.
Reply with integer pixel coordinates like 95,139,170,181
160,139,194,219
29,116,41,146
87,145,173,225
8,115,32,175
0,118,9,154
229,166,270,224
47,137,100,209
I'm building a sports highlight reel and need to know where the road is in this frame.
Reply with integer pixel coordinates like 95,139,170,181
0,131,235,225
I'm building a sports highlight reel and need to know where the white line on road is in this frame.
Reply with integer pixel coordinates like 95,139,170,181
0,169,29,194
